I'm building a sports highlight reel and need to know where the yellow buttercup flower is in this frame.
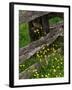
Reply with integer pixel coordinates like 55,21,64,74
52,66,54,68
48,73,50,76
35,71,38,74
54,50,56,53
40,55,42,58
34,30,36,33
57,66,59,69
55,57,57,60
40,27,42,29
43,47,45,49
46,44,48,46
47,48,49,51
40,51,42,53
61,62,63,64
45,75,48,78
56,75,58,77
53,48,55,51
41,75,44,77
53,69,56,72
38,32,40,34
22,65,25,67
36,54,40,57
59,73,61,75
34,74,36,76
44,55,47,58
36,29,39,32
20,65,22,67
37,74,39,76
43,52,45,55
44,50,47,53
33,69,37,72
39,58,42,61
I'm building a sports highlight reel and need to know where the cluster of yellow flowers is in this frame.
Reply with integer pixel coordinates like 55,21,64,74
35,44,51,67
36,45,49,58
19,64,25,68
36,43,59,66
34,29,39,33
19,64,25,72
33,26,46,38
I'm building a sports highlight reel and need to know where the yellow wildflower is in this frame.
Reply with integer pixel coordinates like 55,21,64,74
40,27,42,29
22,65,25,67
35,71,38,74
40,55,42,58
46,44,48,46
61,62,63,64
41,75,44,77
39,58,42,62
44,55,47,58
43,46,45,50
59,73,61,75
57,66,59,69
34,30,36,33
40,50,42,53
44,50,47,53
45,75,48,78
38,32,40,34
36,54,40,57
36,29,39,32
53,69,56,72
48,73,50,76
34,74,36,76
52,66,54,68
55,57,57,60
47,48,49,51
43,52,45,55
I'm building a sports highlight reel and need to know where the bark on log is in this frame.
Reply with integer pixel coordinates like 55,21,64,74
19,63,41,79
19,22,64,64
19,11,49,24
19,11,63,23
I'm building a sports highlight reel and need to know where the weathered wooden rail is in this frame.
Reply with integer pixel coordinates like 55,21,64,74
19,11,63,23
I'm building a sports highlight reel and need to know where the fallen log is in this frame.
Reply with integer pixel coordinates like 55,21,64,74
19,22,64,64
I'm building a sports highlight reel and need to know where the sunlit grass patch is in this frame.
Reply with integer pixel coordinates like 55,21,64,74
19,23,31,48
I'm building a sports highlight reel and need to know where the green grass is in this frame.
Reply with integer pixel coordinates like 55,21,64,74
30,36,64,78
49,17,63,25
19,23,31,48
30,51,64,78
19,55,37,73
